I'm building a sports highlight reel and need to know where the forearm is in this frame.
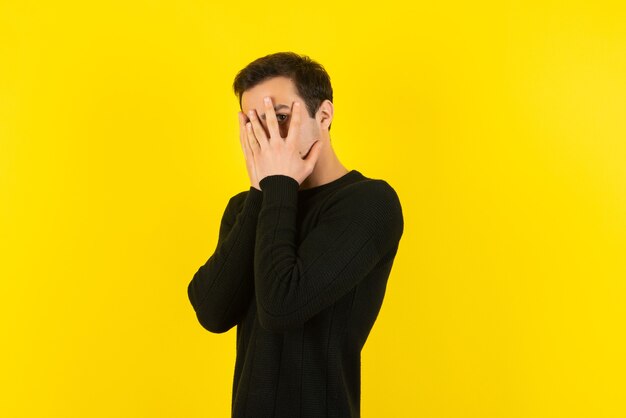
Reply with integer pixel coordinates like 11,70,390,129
253,176,404,332
188,188,263,333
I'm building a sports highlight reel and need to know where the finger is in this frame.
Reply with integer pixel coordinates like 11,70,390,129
246,121,261,155
239,112,248,155
303,140,324,165
247,109,268,149
286,101,301,144
239,112,253,159
263,96,281,140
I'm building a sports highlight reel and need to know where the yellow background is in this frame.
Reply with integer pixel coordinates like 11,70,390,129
1,1,625,417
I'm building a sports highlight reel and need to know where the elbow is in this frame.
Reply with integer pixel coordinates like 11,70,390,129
254,284,311,333
256,304,304,333
254,270,308,333
258,316,296,333
187,281,234,334
194,310,234,334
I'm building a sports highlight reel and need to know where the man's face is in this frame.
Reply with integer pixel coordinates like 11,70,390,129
241,76,321,158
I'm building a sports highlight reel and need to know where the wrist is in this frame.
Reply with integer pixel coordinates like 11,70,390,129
259,175,299,201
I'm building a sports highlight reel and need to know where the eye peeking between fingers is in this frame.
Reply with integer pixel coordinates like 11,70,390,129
263,114,290,124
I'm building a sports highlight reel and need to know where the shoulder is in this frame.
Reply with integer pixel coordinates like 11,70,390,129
325,176,403,232
334,177,402,213
326,176,404,249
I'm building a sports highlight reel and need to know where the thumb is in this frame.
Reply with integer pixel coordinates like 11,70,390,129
304,140,324,164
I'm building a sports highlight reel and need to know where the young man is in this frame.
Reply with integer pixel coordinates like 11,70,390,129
187,52,404,418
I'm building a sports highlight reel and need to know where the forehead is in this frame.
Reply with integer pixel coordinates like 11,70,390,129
241,76,299,112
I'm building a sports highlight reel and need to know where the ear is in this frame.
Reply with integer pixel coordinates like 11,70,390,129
316,100,334,131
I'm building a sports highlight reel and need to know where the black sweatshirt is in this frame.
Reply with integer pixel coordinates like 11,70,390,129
187,169,404,418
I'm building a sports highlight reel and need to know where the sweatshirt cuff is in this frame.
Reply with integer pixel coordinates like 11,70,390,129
259,175,299,202
243,186,264,213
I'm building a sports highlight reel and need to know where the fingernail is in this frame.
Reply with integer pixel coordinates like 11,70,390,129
264,97,270,104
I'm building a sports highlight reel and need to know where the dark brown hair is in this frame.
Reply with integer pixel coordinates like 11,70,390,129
232,52,333,131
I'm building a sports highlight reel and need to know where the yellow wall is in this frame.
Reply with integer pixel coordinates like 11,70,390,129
1,1,624,417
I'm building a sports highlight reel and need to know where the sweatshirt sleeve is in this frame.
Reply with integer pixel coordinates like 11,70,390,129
187,187,263,333
255,175,404,332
